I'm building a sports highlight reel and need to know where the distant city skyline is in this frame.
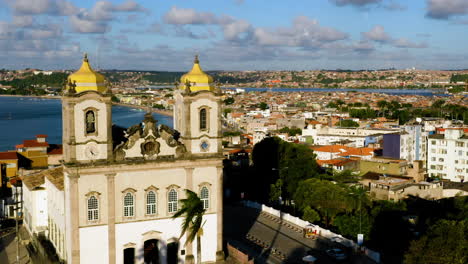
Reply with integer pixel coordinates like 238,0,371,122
1,0,468,71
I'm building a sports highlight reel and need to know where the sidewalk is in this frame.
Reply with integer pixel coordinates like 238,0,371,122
0,226,31,264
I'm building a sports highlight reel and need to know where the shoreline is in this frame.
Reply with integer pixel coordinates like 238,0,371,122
0,94,174,117
113,102,173,117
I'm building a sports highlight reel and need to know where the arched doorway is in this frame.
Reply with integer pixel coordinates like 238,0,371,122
123,248,135,264
167,242,179,264
144,239,159,264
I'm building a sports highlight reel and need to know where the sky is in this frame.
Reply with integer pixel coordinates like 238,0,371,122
1,0,468,71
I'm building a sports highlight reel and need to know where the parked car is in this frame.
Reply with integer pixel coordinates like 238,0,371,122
326,248,347,261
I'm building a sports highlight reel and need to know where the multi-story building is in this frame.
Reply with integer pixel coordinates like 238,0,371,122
382,125,429,166
427,128,467,182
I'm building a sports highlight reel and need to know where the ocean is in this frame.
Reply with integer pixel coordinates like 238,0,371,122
0,96,173,151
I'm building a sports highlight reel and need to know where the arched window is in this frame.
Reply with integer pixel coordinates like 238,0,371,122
124,193,135,217
199,108,207,131
87,195,99,221
168,189,178,213
200,187,209,209
146,191,157,215
85,110,96,134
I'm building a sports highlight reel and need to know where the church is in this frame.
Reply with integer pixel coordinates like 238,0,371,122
22,54,225,264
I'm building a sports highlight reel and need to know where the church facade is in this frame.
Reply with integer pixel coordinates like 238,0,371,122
22,55,224,264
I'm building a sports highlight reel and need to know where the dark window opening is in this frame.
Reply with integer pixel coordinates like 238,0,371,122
86,110,96,134
144,239,159,264
200,108,207,130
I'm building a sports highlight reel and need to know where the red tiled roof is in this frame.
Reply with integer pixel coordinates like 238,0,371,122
228,149,252,154
48,148,63,155
17,140,49,148
36,134,48,138
338,147,374,157
307,120,322,125
0,151,18,160
311,145,349,153
317,158,356,167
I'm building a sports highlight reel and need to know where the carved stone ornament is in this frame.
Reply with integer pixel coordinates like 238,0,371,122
113,112,187,161
140,137,160,157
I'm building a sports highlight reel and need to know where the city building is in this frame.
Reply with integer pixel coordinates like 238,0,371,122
22,55,224,263
427,128,467,182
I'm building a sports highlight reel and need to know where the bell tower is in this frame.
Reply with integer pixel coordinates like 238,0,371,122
62,54,113,163
174,56,222,155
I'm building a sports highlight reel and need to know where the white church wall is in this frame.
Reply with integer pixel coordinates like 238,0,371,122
114,214,217,264
80,225,109,264
114,168,186,222
78,173,109,227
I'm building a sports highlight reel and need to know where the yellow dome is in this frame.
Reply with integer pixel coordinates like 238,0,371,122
67,53,107,93
179,55,214,92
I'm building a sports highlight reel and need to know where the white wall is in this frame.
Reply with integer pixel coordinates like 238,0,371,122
114,214,217,264
80,225,109,264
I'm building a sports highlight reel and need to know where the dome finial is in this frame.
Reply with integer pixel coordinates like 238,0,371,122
194,54,199,64
83,52,88,62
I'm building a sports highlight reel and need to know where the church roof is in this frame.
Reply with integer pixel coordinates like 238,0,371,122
66,53,107,93
179,55,214,92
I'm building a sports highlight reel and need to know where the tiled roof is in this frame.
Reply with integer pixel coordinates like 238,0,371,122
338,147,374,157
36,134,48,138
23,171,45,190
228,148,252,154
44,167,64,191
47,145,63,155
317,158,356,167
311,145,349,153
23,167,63,191
16,140,49,148
0,151,18,160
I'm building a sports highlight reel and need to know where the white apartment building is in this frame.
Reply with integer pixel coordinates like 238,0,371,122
427,128,468,182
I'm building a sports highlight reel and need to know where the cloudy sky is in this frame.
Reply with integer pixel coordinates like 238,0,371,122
1,0,468,71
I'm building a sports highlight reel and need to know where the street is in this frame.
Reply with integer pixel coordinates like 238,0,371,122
225,204,376,264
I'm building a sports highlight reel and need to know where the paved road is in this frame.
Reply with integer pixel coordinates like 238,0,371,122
225,204,376,264
0,231,30,264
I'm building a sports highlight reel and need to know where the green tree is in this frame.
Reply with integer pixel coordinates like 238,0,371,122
338,119,359,127
173,190,206,264
334,211,371,238
303,206,320,223
252,137,319,203
294,178,352,226
377,100,388,117
223,108,232,117
404,220,468,264
258,102,269,110
223,97,235,105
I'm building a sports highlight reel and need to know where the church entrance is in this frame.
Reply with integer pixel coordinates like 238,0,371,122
167,242,179,264
123,248,135,264
144,239,160,264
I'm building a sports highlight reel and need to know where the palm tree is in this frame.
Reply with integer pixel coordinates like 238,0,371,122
172,189,206,264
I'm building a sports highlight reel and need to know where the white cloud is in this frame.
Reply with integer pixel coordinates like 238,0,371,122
8,0,78,16
362,25,391,43
69,1,147,34
362,25,427,49
12,15,35,27
163,6,220,25
253,16,348,48
329,0,382,7
70,15,109,33
426,0,468,19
